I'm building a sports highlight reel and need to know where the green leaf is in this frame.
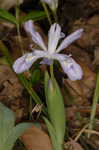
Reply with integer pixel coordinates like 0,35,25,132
44,117,58,150
0,41,13,66
30,69,41,84
18,75,47,114
0,103,15,147
0,102,32,150
47,78,65,145
20,11,46,23
0,8,17,24
3,123,32,150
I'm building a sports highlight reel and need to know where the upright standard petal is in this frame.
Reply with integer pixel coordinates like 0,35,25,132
59,58,83,80
48,23,61,54
56,29,84,52
13,53,38,74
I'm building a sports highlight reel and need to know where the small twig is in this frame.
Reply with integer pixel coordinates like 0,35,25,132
74,124,89,142
84,129,99,136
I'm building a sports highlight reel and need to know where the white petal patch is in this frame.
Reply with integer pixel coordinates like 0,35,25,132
52,53,71,61
48,23,61,54
59,58,83,80
33,50,48,57
56,28,84,52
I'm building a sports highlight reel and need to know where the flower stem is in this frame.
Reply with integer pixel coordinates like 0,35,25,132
50,64,54,78
16,0,23,53
52,9,58,22
88,71,99,138
41,1,52,25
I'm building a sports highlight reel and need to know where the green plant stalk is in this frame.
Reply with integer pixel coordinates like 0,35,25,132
0,40,13,66
50,64,54,79
88,71,99,138
41,1,52,25
47,78,65,150
29,96,33,119
0,41,46,114
16,1,23,52
52,9,58,22
18,74,47,114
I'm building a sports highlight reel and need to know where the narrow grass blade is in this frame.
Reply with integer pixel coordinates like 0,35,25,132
88,71,99,137
0,8,17,25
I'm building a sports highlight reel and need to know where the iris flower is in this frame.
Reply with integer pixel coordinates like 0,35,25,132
13,20,84,80
41,0,58,11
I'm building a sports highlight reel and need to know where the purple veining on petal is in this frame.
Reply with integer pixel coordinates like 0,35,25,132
40,58,53,65
59,58,83,80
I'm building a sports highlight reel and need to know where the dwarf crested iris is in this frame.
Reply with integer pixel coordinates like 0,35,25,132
13,20,84,81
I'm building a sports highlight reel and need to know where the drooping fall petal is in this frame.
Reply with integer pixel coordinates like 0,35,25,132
13,53,38,74
59,58,83,80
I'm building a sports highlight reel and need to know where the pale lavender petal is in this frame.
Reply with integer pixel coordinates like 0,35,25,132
23,20,35,36
59,58,83,80
31,32,47,51
56,29,84,52
51,53,71,61
13,53,38,74
33,50,48,57
40,58,53,65
48,23,61,54
60,32,65,38
23,20,47,51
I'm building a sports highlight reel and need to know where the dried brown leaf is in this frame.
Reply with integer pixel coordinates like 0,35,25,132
21,126,52,150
